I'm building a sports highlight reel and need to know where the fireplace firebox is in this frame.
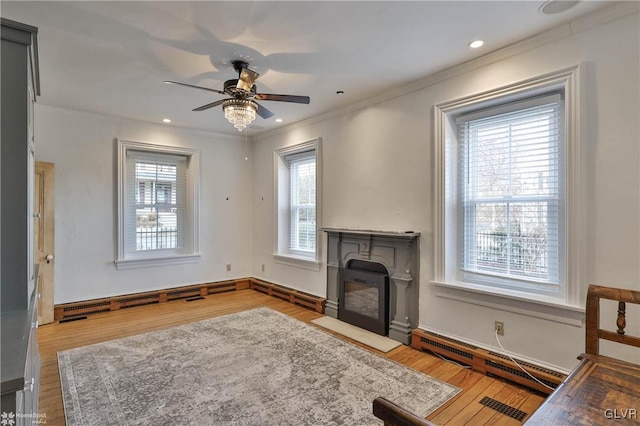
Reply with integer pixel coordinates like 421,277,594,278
339,260,389,336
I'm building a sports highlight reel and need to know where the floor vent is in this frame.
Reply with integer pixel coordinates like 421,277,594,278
59,315,88,323
186,296,205,302
479,396,527,421
412,329,564,395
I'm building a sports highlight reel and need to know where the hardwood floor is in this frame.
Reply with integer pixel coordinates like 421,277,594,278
38,289,545,425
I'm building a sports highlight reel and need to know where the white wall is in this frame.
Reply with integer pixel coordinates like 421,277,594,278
251,12,640,371
35,105,253,304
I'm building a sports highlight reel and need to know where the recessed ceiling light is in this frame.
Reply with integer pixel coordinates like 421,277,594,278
539,0,579,15
275,118,283,123
162,118,171,123
469,40,484,49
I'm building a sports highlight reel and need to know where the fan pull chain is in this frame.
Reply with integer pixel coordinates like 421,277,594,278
244,129,249,161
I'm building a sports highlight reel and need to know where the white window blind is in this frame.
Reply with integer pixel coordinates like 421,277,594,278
286,151,316,255
456,94,563,288
125,150,188,255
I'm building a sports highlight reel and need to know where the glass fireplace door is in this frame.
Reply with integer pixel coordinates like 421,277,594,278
338,265,389,336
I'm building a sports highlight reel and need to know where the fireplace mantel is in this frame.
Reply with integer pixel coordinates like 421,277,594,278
321,228,420,344
320,227,421,239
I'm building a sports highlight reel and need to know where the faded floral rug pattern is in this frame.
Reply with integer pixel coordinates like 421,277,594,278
58,307,459,425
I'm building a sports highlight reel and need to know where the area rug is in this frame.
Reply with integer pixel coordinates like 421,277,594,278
58,307,459,425
311,316,402,353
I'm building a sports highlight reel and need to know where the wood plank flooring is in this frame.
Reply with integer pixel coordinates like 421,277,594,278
37,289,545,425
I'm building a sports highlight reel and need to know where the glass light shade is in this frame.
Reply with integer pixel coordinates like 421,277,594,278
223,99,258,131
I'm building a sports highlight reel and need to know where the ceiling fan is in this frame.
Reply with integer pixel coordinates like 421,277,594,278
165,60,310,131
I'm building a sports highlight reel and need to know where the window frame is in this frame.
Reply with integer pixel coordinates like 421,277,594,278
432,66,585,324
273,138,322,270
116,139,200,270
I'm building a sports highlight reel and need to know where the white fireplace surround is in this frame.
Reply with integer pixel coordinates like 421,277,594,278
322,228,420,344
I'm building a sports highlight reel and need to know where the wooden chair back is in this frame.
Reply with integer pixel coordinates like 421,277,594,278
585,284,640,355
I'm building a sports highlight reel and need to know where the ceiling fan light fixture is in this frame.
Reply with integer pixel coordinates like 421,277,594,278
223,99,258,131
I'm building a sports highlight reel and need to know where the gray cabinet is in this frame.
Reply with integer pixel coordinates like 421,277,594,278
1,293,40,425
1,18,41,424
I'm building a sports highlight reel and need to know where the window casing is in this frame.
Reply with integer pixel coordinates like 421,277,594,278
274,138,322,269
116,140,200,269
433,67,583,311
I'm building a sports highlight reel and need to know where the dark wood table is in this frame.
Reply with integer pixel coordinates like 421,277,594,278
526,353,640,424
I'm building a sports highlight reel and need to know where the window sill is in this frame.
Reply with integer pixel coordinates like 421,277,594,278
273,253,322,271
115,253,201,270
431,280,585,326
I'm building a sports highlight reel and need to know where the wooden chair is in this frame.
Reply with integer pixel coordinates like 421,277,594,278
372,397,436,426
585,284,640,356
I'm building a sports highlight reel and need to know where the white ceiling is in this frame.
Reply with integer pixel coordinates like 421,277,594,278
3,1,610,136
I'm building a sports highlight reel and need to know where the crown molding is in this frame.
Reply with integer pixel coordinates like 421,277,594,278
255,1,638,142
570,1,639,34
37,103,243,142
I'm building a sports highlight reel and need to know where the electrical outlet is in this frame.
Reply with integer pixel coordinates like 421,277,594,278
495,321,504,336
226,264,231,271
261,264,265,272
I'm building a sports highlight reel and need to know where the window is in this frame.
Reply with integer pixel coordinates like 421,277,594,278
132,159,179,250
289,152,317,254
274,138,322,269
433,67,583,312
457,95,562,293
116,140,200,269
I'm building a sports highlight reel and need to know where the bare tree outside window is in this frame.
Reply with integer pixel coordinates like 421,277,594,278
460,100,560,284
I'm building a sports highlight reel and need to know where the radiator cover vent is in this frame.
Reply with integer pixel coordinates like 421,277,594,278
488,351,565,378
412,329,564,395
485,360,559,389
63,301,109,312
420,337,474,360
118,295,159,304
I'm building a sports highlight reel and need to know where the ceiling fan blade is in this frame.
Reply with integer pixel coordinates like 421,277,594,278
164,80,226,95
192,99,227,112
255,102,274,119
254,93,310,104
237,68,260,92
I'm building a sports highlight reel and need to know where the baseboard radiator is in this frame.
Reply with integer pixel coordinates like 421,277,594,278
54,278,326,320
411,329,565,395
249,278,325,313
